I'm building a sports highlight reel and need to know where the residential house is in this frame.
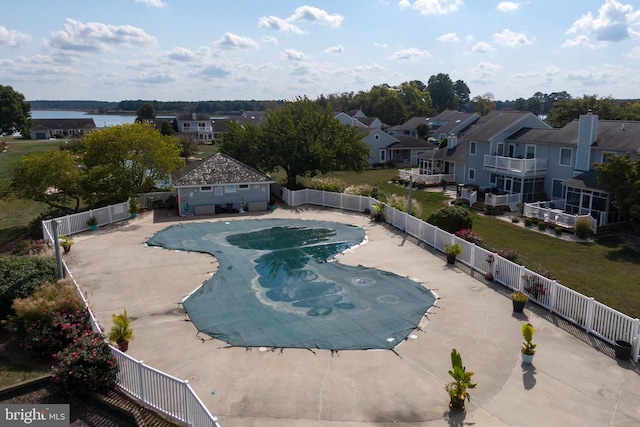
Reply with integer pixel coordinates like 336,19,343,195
387,111,479,141
30,118,96,140
386,135,436,165
172,152,274,216
176,113,213,143
359,128,399,164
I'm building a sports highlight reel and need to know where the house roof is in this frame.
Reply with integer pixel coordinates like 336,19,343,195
387,135,434,149
563,170,603,191
31,118,96,130
458,111,538,142
172,153,274,187
507,119,640,153
387,117,431,132
176,113,211,121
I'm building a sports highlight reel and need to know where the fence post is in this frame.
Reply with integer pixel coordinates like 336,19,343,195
183,380,191,426
470,244,475,271
633,319,639,363
518,265,526,293
138,360,146,404
548,280,558,312
585,297,596,333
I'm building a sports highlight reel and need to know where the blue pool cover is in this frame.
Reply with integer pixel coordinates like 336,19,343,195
146,219,436,351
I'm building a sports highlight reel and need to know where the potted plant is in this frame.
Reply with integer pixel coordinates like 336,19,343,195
445,348,477,412
372,202,385,222
87,216,98,231
108,309,133,352
521,323,536,364
444,243,462,264
59,235,74,253
129,199,139,218
512,292,528,313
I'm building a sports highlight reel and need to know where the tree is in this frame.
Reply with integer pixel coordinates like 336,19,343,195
398,80,433,118
135,102,155,123
546,95,623,128
453,80,471,111
472,93,496,116
596,154,640,223
222,97,370,188
10,150,83,211
159,119,174,136
177,133,197,164
427,73,457,112
81,123,183,205
0,85,32,137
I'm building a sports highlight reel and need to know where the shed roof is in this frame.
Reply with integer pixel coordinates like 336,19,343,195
172,153,274,187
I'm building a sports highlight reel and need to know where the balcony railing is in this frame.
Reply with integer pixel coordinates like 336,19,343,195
523,200,598,234
484,155,547,177
398,168,454,185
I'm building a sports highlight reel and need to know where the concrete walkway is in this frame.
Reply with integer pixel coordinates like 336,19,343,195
65,206,640,427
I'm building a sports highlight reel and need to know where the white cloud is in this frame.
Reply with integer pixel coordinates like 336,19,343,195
401,0,462,15
465,34,475,43
437,32,460,42
166,47,196,62
471,42,495,53
565,64,628,86
214,33,259,50
561,35,601,49
199,65,231,79
627,46,640,59
289,6,344,28
46,19,156,53
566,0,640,42
470,61,502,83
496,2,520,12
258,16,304,34
0,26,31,47
132,72,175,84
324,45,344,54
261,36,278,44
134,0,167,8
492,29,533,47
373,42,388,48
387,47,430,61
281,48,310,61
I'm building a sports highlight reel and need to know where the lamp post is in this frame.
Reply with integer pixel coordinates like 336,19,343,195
52,220,64,280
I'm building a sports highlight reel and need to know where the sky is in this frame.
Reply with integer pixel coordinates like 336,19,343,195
1,0,639,103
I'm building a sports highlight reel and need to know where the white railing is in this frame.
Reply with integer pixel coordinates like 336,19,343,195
398,168,454,185
45,210,221,427
460,188,477,207
524,200,598,234
277,187,640,362
485,193,521,208
41,192,176,242
484,155,548,177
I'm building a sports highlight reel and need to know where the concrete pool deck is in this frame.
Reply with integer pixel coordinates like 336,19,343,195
65,205,640,427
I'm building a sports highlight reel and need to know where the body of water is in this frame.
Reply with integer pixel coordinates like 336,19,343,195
32,110,137,127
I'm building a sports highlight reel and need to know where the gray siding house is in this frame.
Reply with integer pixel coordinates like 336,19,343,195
172,153,274,216
30,118,96,139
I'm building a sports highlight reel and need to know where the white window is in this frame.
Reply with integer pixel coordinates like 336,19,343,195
469,141,477,155
552,179,564,199
182,123,191,131
490,173,497,185
380,149,386,162
496,142,504,156
526,145,536,159
468,168,476,181
560,148,572,166
374,134,380,140
602,151,617,163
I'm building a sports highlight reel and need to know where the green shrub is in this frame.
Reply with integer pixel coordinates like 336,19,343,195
0,256,58,319
574,218,592,239
23,308,92,359
512,217,520,224
537,221,547,230
309,177,346,193
11,279,84,329
386,193,422,217
427,205,473,234
51,332,118,393
344,184,373,196
524,218,533,227
497,248,519,262
554,226,563,235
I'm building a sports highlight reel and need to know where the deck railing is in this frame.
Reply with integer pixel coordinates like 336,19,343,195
398,168,455,185
275,186,639,362
524,200,598,234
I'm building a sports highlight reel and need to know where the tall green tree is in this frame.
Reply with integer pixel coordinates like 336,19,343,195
472,93,496,116
427,73,457,112
546,95,623,128
222,97,369,188
9,150,83,211
596,154,640,223
0,85,32,137
398,80,433,118
453,80,471,111
135,102,156,123
82,123,183,205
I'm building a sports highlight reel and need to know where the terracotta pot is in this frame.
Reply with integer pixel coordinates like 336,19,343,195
117,340,129,352
63,246,71,253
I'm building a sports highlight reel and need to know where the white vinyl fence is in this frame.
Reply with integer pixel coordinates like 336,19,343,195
43,205,220,427
274,186,640,362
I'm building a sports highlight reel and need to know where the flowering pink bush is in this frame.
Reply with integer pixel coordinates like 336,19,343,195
22,308,92,358
51,332,118,393
454,228,483,244
497,248,518,262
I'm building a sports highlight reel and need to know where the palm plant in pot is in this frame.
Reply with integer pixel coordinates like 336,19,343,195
129,198,139,218
59,235,74,253
444,243,463,264
445,348,477,412
521,323,536,364
511,292,528,313
87,216,98,231
108,309,133,352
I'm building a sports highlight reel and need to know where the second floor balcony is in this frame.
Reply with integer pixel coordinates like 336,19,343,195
484,155,547,177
